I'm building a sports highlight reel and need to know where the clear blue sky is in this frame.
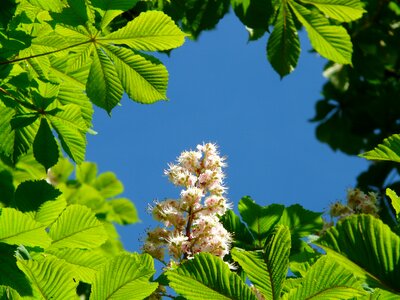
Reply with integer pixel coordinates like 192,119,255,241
86,11,369,252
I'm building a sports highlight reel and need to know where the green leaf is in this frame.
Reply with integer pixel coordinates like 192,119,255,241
386,188,400,217
48,204,108,250
278,204,323,253
282,256,366,299
48,157,74,184
220,210,254,249
27,0,65,12
231,0,271,39
17,256,78,299
91,253,157,299
14,179,61,212
0,106,40,163
31,197,67,226
93,171,123,198
289,250,321,277
101,11,186,51
299,0,365,22
166,253,258,300
104,45,168,104
76,161,98,184
267,0,300,77
92,0,139,30
0,243,33,297
12,151,47,184
46,248,108,283
0,285,22,300
107,198,139,225
47,104,88,163
87,45,123,113
238,196,284,248
0,169,14,206
0,208,51,248
359,134,400,163
317,215,400,292
290,1,353,64
232,225,291,299
33,118,59,170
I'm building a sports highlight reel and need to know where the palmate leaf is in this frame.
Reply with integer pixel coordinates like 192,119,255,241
0,208,51,248
299,0,365,22
238,196,284,248
48,204,108,250
359,134,400,163
104,45,169,104
267,0,300,77
101,11,186,51
282,256,366,299
317,215,400,293
91,253,157,300
17,256,78,299
165,253,257,300
231,225,291,300
290,1,353,64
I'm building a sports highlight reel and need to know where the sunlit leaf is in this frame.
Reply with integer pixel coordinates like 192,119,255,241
0,208,51,248
300,0,365,22
48,204,107,250
17,256,78,299
360,134,400,163
101,11,186,51
282,256,366,299
290,1,353,64
91,253,157,299
166,252,257,300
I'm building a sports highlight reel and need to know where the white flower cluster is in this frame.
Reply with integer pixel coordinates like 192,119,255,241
143,143,232,263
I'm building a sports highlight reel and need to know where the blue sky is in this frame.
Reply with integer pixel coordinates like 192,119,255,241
86,11,369,251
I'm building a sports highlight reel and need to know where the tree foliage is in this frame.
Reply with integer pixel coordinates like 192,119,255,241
1,0,400,299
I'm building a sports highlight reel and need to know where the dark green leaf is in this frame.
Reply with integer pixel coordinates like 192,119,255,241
14,179,61,212
238,196,284,248
220,210,254,249
33,118,59,170
267,0,300,77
